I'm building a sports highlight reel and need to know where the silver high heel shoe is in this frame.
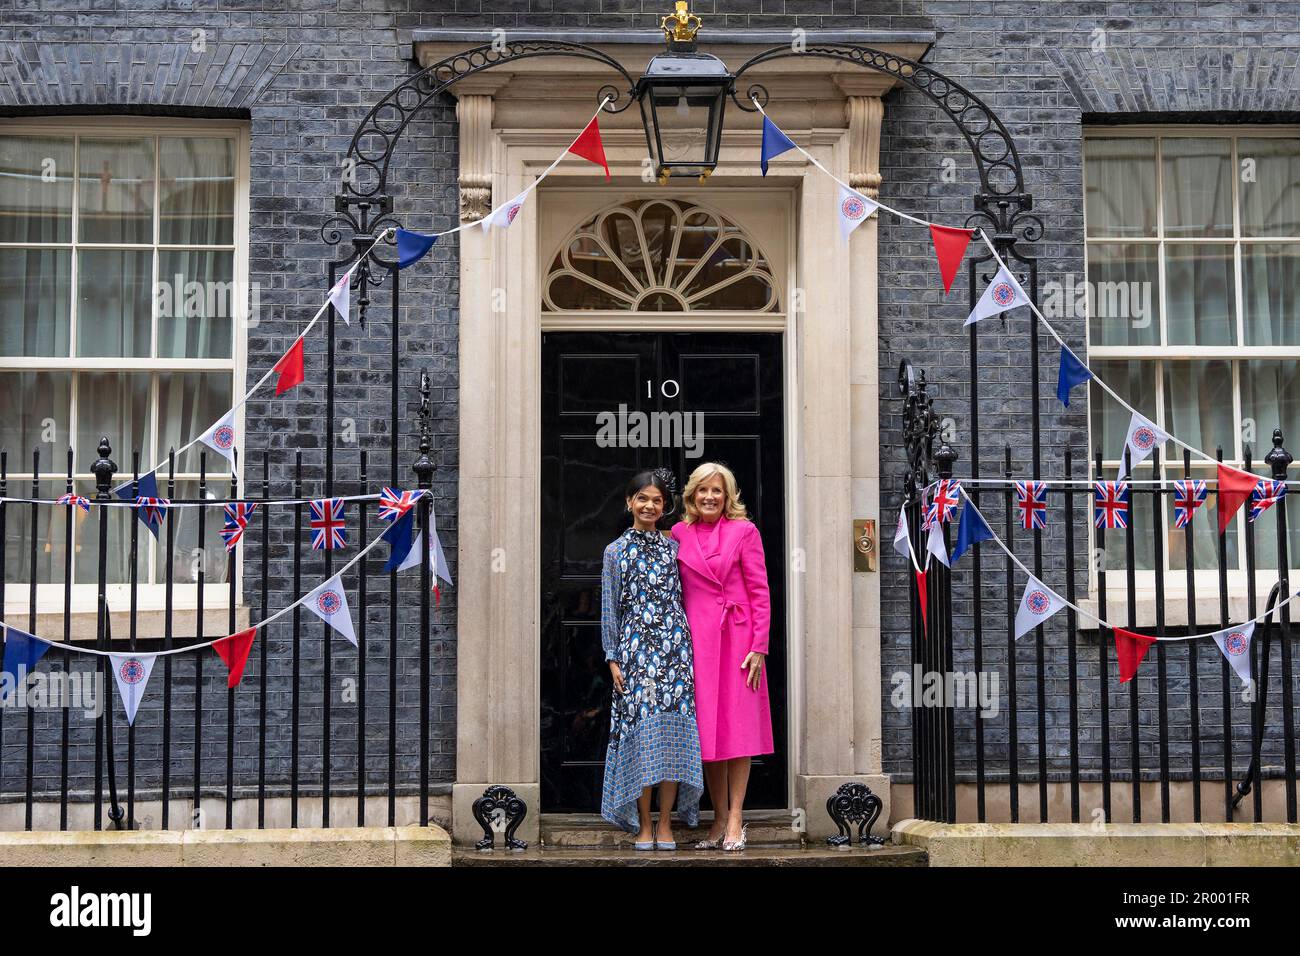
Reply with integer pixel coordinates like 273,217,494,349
694,834,723,849
722,824,748,852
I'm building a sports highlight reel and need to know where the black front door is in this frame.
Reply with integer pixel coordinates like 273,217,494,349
540,331,787,813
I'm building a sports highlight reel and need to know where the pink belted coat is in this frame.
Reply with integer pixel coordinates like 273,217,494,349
670,515,773,762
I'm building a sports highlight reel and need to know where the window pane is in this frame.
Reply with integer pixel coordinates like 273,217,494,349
0,135,73,243
4,480,72,586
154,480,230,586
159,137,235,245
1166,466,1236,572
1085,243,1159,345
1239,137,1300,238
1239,360,1300,461
1242,243,1300,346
1089,360,1157,462
78,136,154,244
73,478,149,587
77,249,151,357
1161,138,1232,238
1162,360,1234,458
1084,137,1157,238
1164,243,1235,346
0,248,70,356
157,372,233,474
0,371,71,467
156,249,234,358
75,372,150,471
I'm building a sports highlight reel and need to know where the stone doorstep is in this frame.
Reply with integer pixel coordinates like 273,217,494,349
891,819,1300,867
454,844,928,867
0,826,452,867
540,810,802,849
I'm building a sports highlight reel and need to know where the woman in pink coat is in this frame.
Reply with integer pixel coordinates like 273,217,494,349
670,462,773,851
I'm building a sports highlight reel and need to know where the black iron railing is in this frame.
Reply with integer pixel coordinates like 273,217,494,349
0,379,439,832
902,363,1300,824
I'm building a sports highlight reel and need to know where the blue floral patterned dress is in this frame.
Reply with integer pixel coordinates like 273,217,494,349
600,527,703,832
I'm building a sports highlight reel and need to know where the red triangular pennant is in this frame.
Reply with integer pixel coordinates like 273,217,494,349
929,225,975,294
212,627,257,688
1217,463,1259,533
568,116,610,181
1113,627,1156,683
273,338,305,395
915,569,928,638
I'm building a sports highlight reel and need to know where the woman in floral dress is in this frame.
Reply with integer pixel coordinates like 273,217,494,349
600,469,703,849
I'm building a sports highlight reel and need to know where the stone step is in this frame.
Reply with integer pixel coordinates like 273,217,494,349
453,844,927,867
540,811,808,849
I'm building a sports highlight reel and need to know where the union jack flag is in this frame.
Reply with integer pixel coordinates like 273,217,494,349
309,498,347,550
1172,479,1207,529
221,502,258,551
378,487,424,523
1015,480,1048,531
1093,481,1129,530
923,479,962,531
135,497,169,527
56,493,90,513
1248,479,1287,522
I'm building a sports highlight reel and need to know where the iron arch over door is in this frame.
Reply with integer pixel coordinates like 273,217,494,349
540,197,788,814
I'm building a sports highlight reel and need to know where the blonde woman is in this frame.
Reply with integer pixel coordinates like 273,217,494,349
670,462,772,851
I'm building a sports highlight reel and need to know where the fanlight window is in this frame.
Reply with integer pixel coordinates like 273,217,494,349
544,199,779,312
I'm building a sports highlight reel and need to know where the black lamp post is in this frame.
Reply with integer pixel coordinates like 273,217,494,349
634,1,733,184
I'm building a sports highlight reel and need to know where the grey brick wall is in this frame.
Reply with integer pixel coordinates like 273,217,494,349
1,1,1296,812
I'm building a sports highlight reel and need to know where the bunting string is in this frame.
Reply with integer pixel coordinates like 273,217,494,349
0,491,394,509
922,485,1300,645
753,97,1252,479
0,493,427,659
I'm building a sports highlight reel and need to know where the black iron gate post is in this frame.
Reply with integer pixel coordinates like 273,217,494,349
899,361,959,822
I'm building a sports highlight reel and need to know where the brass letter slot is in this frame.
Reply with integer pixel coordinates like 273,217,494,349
853,518,876,572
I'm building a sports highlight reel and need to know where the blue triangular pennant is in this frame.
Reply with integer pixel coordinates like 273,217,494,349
115,470,164,540
382,508,417,573
949,499,994,565
1057,346,1093,407
395,228,438,269
2,625,51,701
760,115,798,176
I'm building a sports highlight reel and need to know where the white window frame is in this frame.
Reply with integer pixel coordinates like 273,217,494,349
1083,124,1300,604
0,116,251,614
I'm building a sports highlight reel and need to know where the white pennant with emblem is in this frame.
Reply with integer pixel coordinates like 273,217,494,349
396,499,454,587
1014,575,1066,640
109,652,157,726
197,408,239,467
925,515,950,568
1212,621,1254,685
328,267,354,327
481,189,529,231
304,574,357,647
893,505,911,561
1118,411,1170,479
966,264,1031,326
837,184,880,241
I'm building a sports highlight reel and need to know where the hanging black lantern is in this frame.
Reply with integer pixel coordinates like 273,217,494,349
635,2,733,184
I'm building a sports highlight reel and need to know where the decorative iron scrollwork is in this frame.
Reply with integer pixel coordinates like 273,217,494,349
343,41,636,202
471,785,529,850
731,45,1028,204
899,359,940,500
825,782,885,848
